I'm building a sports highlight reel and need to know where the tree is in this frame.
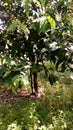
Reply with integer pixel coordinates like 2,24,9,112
0,0,73,95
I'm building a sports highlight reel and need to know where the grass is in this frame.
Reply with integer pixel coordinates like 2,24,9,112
0,64,73,130
0,82,73,130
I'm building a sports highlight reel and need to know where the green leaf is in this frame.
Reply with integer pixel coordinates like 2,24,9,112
47,16,56,30
41,20,48,33
5,0,12,4
7,20,29,37
31,64,43,73
35,22,40,33
0,64,7,77
40,0,46,7
34,16,47,33
49,74,57,85
21,0,32,16
34,16,56,33
11,74,30,94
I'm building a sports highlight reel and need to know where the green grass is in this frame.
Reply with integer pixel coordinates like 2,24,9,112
0,100,39,130
0,82,73,130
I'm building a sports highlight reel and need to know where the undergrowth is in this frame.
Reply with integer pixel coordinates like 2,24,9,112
0,68,73,130
0,81,73,130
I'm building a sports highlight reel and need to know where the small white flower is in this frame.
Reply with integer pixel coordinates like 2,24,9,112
50,42,59,50
56,13,61,21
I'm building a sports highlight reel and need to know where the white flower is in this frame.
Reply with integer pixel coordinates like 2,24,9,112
50,42,59,50
56,13,61,21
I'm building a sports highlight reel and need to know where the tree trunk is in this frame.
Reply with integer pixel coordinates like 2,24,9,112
33,72,38,95
30,68,33,94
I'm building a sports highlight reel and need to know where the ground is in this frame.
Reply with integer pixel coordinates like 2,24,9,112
0,86,45,105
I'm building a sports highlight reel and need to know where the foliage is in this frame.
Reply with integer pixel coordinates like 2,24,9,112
11,74,30,94
0,0,73,92
0,1,73,129
7,20,29,38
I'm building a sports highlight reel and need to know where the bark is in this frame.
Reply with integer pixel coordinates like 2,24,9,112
30,68,34,94
33,72,38,95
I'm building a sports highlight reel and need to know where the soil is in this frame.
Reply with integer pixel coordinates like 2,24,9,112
0,86,45,105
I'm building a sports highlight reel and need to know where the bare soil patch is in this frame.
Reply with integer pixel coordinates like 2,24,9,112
0,86,45,105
